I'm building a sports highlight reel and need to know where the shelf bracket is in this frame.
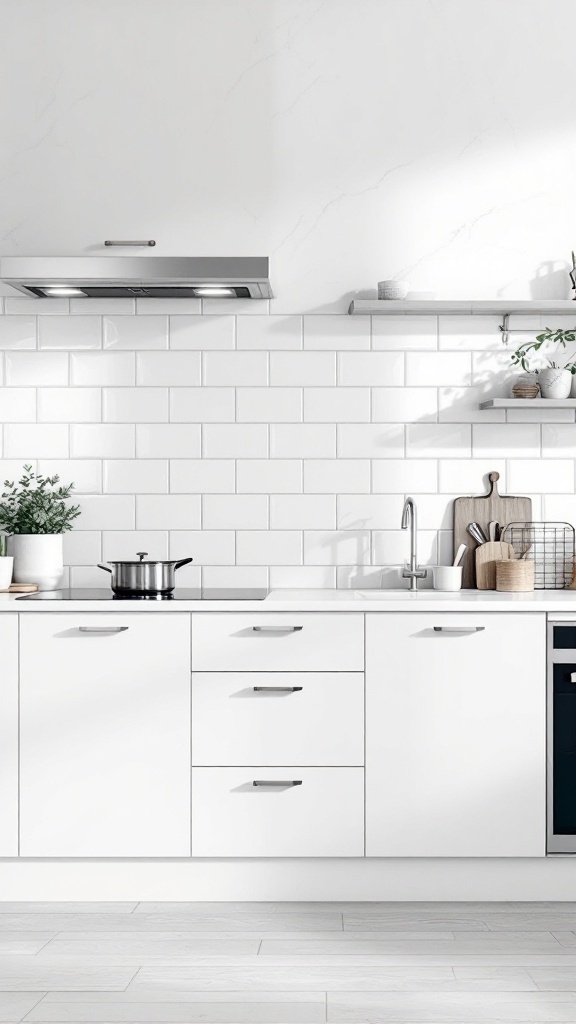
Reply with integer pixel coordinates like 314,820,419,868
499,313,510,345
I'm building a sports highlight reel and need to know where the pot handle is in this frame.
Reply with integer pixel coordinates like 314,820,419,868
97,564,112,574
174,557,193,571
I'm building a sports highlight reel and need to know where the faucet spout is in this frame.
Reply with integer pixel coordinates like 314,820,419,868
401,497,427,591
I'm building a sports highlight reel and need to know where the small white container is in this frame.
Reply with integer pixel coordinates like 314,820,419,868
0,556,14,590
538,367,572,399
10,534,63,591
432,565,462,592
377,279,409,300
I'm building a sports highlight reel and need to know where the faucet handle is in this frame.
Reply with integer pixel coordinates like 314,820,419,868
402,563,428,580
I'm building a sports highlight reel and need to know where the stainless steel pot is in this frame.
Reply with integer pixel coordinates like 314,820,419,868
97,552,193,594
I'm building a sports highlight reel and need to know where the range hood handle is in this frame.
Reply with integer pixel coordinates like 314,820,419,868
104,240,156,247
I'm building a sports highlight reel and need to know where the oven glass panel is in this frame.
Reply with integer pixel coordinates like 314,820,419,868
553,662,576,835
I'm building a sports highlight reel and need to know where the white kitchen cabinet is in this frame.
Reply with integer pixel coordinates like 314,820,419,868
0,615,18,857
192,767,364,857
192,672,364,767
366,612,546,858
19,613,191,858
192,613,364,672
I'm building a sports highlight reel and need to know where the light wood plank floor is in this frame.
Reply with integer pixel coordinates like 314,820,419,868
2,902,576,1021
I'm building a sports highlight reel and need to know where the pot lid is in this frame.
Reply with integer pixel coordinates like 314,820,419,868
105,551,182,565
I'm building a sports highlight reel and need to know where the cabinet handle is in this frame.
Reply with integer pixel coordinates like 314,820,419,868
252,780,303,787
104,239,156,246
253,686,303,693
252,626,303,632
78,626,129,634
433,626,485,634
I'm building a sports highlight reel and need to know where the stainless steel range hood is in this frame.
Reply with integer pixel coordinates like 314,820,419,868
0,256,272,299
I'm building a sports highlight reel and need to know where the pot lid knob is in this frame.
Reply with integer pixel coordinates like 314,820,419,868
136,551,148,562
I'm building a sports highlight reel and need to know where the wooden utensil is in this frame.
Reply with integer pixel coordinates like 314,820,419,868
453,543,467,567
453,472,532,588
475,541,516,590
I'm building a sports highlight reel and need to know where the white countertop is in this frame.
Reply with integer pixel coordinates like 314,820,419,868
3,588,576,613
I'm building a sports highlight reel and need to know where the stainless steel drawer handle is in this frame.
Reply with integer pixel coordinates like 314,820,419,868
78,626,129,633
253,686,303,693
252,626,303,632
433,626,485,633
252,780,303,787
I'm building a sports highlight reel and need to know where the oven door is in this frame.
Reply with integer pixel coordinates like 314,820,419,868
548,620,576,853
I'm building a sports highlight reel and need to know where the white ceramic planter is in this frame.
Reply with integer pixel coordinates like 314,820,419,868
10,534,63,591
0,556,14,591
538,367,572,399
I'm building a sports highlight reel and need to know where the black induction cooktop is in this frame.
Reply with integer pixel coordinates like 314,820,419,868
18,588,269,602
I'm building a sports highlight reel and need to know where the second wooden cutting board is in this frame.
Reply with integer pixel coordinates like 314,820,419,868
453,472,532,589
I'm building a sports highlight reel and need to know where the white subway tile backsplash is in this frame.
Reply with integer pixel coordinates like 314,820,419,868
71,352,135,386
338,352,404,386
203,351,268,386
304,315,370,350
406,424,471,459
103,387,168,422
38,459,102,494
237,387,302,422
409,493,458,529
203,494,268,530
170,315,234,350
237,316,302,350
438,459,506,494
542,424,576,458
270,352,336,386
6,352,68,386
406,351,471,386
372,387,437,423
170,459,235,493
372,459,438,494
304,530,370,566
137,299,201,314
71,424,135,458
236,531,302,565
270,566,336,588
271,424,336,458
4,297,68,314
38,315,101,350
136,351,201,386
169,530,235,565
473,423,540,459
0,388,36,422
72,494,135,530
543,495,576,524
63,531,102,566
102,531,169,561
70,298,134,314
304,387,370,422
203,424,268,458
5,423,68,458
69,566,109,588
438,316,503,350
236,460,302,493
38,388,101,422
136,494,201,530
372,316,438,351
201,565,268,588
137,423,201,458
270,494,336,529
338,424,404,458
337,494,404,530
202,298,269,316
303,459,370,494
508,459,574,493
170,388,235,422
438,386,505,423
104,460,168,494
0,316,36,349
373,529,437,566
104,315,168,349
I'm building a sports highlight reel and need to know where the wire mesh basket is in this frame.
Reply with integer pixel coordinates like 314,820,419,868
500,521,575,589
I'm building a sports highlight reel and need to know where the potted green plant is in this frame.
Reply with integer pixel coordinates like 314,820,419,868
510,327,576,398
0,534,13,591
0,466,81,590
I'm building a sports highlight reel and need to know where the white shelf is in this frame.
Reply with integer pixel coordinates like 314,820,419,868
348,299,576,316
480,398,576,409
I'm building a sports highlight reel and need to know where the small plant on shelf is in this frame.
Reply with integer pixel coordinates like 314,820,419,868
510,328,576,399
0,466,80,534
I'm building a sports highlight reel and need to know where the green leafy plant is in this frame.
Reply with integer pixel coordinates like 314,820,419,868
0,466,81,535
510,327,576,373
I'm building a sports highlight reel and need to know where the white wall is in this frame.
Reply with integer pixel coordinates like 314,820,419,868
1,0,576,584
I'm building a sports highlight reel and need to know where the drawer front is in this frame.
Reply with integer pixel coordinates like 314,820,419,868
192,767,365,857
192,672,364,767
192,613,364,671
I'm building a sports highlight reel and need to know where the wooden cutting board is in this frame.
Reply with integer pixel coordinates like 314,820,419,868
475,541,516,590
453,472,532,589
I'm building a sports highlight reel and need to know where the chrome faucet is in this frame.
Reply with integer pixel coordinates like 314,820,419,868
401,497,427,591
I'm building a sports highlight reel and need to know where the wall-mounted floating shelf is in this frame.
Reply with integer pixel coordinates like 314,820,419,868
480,398,576,409
348,299,576,315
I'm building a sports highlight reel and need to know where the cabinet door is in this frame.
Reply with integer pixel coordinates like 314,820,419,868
0,615,18,857
20,613,191,857
366,613,546,857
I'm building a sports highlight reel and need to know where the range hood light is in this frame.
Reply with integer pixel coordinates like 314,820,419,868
43,287,85,297
194,286,235,297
